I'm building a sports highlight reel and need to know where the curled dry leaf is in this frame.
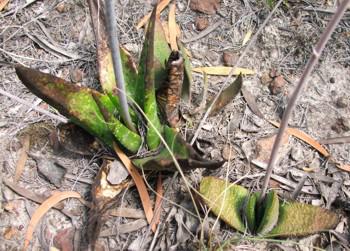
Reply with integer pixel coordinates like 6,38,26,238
23,191,82,250
14,134,30,182
168,3,178,51
136,0,171,29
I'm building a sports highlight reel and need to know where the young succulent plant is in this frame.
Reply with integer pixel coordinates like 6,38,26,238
15,2,223,172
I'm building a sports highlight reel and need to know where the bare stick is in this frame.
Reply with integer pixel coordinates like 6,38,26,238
260,0,350,202
104,0,136,132
0,88,68,123
190,0,284,145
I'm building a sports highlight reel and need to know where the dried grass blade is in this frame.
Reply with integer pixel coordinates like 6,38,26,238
192,66,255,76
151,174,163,232
136,0,171,29
14,135,30,182
23,191,81,250
168,3,178,51
113,143,154,228
319,136,350,145
269,120,330,157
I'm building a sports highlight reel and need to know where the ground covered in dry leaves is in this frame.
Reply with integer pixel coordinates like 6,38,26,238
0,0,350,250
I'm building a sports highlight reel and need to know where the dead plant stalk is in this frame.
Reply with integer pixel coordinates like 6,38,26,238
260,0,350,201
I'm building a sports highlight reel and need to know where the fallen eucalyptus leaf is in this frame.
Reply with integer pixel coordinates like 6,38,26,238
193,66,254,76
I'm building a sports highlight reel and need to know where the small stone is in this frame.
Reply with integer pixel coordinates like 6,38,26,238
222,145,236,160
190,0,220,14
123,43,139,55
56,2,68,13
222,51,238,66
341,117,350,131
269,75,285,95
290,146,303,162
260,72,273,86
195,17,209,31
335,96,348,108
70,68,83,83
106,160,129,185
309,158,320,170
210,149,221,160
177,1,186,12
329,77,335,84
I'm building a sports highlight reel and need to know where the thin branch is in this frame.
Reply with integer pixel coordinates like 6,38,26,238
0,88,68,123
104,0,136,132
190,0,284,145
260,0,350,202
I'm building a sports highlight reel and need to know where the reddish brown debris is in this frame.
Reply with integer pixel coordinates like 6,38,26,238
190,0,220,15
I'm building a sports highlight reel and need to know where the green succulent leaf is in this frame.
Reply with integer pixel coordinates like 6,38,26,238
199,177,249,232
267,202,339,237
15,66,115,148
92,92,141,153
88,0,141,105
132,126,223,171
139,7,171,149
256,191,280,236
245,192,259,233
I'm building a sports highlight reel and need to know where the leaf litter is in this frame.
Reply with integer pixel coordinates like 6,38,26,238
0,0,348,249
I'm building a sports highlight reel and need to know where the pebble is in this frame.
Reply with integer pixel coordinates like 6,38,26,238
309,158,321,170
329,77,335,84
70,68,83,83
290,146,303,162
269,75,285,95
260,72,273,86
222,145,236,160
222,51,238,66
195,17,209,31
336,96,348,108
210,149,221,160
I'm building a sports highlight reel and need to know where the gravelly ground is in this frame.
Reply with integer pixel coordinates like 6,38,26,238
0,0,349,250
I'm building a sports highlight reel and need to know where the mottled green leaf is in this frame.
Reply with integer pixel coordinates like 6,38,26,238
140,7,170,149
256,191,279,236
267,202,339,237
199,177,248,232
92,92,141,153
245,192,259,233
88,0,141,105
132,126,223,171
15,65,114,148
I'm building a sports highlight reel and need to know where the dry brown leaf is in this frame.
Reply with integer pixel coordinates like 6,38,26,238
269,120,330,158
113,143,154,230
336,163,350,172
136,0,171,29
151,174,163,232
0,0,10,11
168,3,178,51
14,135,30,182
23,191,81,250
